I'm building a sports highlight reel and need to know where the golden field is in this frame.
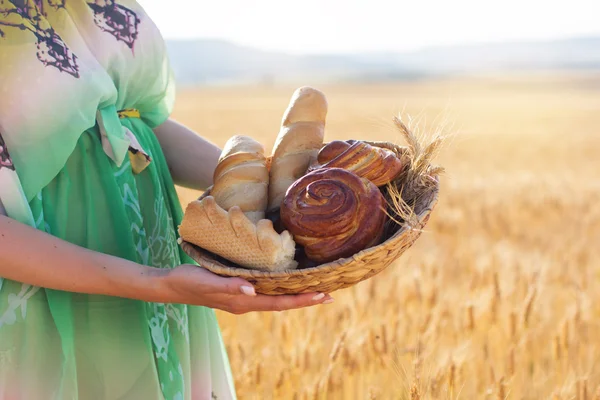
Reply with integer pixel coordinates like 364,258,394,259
172,72,600,399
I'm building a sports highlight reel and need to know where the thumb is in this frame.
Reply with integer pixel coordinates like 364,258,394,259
223,277,257,297
186,265,257,296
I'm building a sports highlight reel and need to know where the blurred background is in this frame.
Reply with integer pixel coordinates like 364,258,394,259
140,1,600,398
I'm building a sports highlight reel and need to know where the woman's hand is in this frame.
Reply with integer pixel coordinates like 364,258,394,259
158,264,334,314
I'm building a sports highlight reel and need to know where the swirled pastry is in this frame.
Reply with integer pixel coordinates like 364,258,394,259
280,168,387,263
315,140,405,187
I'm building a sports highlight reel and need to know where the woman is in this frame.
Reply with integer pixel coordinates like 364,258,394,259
0,1,332,399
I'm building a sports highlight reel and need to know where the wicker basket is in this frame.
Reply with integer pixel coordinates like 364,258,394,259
179,136,441,295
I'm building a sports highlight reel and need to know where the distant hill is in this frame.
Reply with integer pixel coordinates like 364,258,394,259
164,36,600,85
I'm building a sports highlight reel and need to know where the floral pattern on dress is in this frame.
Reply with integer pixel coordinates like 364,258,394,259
0,0,141,77
113,157,187,400
0,0,80,77
0,133,15,171
87,0,139,50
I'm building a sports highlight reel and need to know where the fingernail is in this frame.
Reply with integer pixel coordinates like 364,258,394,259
312,293,325,301
240,286,256,296
323,298,335,304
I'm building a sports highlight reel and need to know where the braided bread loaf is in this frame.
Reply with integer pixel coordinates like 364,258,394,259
313,140,405,187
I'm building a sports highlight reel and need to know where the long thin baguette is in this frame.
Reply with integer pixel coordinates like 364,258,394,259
267,87,327,212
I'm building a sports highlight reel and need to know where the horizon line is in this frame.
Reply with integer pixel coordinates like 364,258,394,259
162,33,600,56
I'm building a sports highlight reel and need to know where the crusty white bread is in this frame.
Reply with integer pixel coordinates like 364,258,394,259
267,87,327,212
178,196,298,272
211,135,269,224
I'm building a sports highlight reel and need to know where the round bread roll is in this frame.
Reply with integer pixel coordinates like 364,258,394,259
280,167,387,263
211,135,269,224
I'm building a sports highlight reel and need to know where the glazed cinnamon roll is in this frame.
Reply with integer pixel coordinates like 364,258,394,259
315,140,405,187
280,167,387,263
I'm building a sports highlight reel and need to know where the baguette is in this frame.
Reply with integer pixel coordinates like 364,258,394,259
267,87,327,212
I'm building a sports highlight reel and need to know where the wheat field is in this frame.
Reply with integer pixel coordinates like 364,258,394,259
172,72,600,399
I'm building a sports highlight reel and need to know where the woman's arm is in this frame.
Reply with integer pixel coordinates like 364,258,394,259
0,215,333,312
0,214,164,301
153,119,221,191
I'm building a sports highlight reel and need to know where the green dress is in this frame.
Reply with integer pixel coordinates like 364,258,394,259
0,1,236,399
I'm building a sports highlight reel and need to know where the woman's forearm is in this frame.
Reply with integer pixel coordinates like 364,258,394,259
0,214,165,301
153,118,221,191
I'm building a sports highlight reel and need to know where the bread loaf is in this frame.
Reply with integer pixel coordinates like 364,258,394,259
267,87,327,212
280,167,387,263
313,140,405,187
211,135,269,224
179,196,298,272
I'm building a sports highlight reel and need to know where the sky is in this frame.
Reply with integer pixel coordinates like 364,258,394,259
138,0,600,55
